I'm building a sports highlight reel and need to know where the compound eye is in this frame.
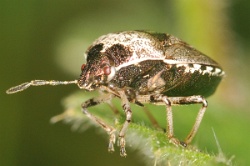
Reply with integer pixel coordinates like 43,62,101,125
103,66,111,75
81,64,86,71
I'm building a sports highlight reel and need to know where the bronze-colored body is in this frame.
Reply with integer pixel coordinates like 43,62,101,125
6,31,224,157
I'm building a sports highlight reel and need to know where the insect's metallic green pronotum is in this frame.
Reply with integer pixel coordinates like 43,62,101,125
6,30,224,157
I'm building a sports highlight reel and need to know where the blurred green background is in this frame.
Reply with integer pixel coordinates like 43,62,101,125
1,0,250,165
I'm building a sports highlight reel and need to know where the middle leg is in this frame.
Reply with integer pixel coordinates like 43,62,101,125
150,94,180,145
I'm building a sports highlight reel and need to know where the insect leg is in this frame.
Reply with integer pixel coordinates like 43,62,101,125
143,107,162,130
99,88,120,116
117,90,132,157
169,95,208,145
151,95,180,145
81,93,116,152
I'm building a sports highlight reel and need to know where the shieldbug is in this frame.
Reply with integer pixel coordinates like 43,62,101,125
6,30,224,157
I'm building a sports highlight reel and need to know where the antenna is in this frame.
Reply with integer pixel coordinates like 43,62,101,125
6,80,78,94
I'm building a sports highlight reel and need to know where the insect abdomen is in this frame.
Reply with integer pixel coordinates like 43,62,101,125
162,64,224,97
110,60,224,98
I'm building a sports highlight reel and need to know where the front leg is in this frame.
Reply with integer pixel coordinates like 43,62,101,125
117,90,132,157
81,93,116,152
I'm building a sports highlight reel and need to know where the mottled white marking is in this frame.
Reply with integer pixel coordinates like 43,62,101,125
176,64,190,73
189,67,196,73
215,68,221,73
202,66,213,75
206,66,214,71
93,32,224,77
87,31,221,73
115,58,224,78
115,57,165,71
92,31,165,61
212,68,223,76
200,66,225,76
220,71,225,76
184,66,190,73
91,31,211,67
193,64,201,70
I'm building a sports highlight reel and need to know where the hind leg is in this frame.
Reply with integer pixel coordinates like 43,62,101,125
137,94,207,146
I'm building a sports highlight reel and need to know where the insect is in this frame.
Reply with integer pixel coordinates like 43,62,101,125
6,30,224,157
